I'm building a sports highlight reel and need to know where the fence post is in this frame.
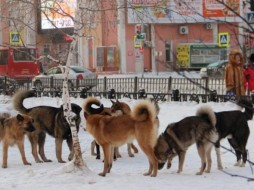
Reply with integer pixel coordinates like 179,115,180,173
4,76,7,95
133,77,138,99
205,77,209,95
103,77,107,97
50,76,54,91
168,76,172,92
134,77,138,93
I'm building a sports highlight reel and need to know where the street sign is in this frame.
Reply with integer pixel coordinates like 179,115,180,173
9,32,21,45
247,12,254,24
134,35,143,48
218,32,229,47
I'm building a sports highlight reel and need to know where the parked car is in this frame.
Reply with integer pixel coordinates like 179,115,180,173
200,60,228,78
32,66,97,90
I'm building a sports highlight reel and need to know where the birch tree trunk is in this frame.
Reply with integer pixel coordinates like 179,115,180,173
61,0,86,168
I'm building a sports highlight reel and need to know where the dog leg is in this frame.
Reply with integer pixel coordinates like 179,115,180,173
17,141,31,165
2,141,8,168
114,147,121,159
91,140,96,156
67,138,74,161
38,132,52,162
177,151,186,173
139,145,158,177
205,145,213,173
127,143,134,157
95,142,100,159
108,146,114,172
28,134,43,163
99,144,111,177
166,153,177,169
55,138,65,163
196,146,206,175
215,147,223,170
131,143,139,153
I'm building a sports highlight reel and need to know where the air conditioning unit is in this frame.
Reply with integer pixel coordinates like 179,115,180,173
179,26,189,34
206,23,213,30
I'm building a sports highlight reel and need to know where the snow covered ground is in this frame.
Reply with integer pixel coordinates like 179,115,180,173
0,95,254,190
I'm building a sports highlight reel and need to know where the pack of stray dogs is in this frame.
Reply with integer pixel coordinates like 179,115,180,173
0,89,253,178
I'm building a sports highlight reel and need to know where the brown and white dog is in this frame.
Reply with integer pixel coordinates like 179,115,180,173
0,112,35,168
91,99,138,159
84,97,159,177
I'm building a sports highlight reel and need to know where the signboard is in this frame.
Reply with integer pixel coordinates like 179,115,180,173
128,0,242,23
9,32,22,45
218,33,229,47
40,0,77,29
134,35,143,48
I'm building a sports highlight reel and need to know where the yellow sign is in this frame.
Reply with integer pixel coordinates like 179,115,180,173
9,32,22,45
218,32,229,47
176,45,190,67
134,35,142,48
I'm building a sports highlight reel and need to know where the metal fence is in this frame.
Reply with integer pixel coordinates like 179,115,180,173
1,76,250,103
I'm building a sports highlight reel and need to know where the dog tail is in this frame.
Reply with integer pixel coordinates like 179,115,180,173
83,97,104,115
238,99,253,120
12,90,35,114
196,105,216,127
131,99,157,122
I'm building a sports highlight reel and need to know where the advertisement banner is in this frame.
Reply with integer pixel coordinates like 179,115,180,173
127,0,242,23
41,0,77,29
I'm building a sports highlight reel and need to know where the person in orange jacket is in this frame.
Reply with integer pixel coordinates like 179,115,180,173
244,53,254,93
225,49,246,96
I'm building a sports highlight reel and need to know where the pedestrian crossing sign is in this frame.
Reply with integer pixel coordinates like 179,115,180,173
9,32,21,45
218,32,229,47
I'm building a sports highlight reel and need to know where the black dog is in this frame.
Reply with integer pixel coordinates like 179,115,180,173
214,99,253,169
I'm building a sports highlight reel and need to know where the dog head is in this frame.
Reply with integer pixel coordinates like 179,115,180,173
16,114,35,132
110,99,130,115
154,133,174,170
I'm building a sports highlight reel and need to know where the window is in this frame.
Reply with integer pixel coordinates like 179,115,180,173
165,41,172,62
0,50,8,65
43,44,51,54
13,49,35,61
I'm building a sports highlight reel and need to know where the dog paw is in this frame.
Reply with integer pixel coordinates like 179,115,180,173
240,163,245,167
98,172,106,177
128,153,134,157
234,161,241,167
24,162,32,165
58,160,66,163
143,172,151,176
2,164,7,168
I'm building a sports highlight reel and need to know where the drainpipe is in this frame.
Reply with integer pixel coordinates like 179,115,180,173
117,0,126,73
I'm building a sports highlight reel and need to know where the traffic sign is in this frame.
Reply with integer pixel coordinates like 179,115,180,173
218,32,229,47
9,32,21,45
134,35,143,48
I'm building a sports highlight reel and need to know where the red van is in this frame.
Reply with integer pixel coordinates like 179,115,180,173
0,47,41,80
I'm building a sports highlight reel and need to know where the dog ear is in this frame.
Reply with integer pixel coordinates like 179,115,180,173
110,99,115,104
16,114,24,121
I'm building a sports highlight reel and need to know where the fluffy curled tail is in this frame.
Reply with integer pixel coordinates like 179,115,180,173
12,90,36,114
131,99,157,122
83,97,104,115
238,99,253,120
196,105,217,127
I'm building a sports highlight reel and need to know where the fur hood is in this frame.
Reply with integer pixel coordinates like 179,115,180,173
228,49,244,67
